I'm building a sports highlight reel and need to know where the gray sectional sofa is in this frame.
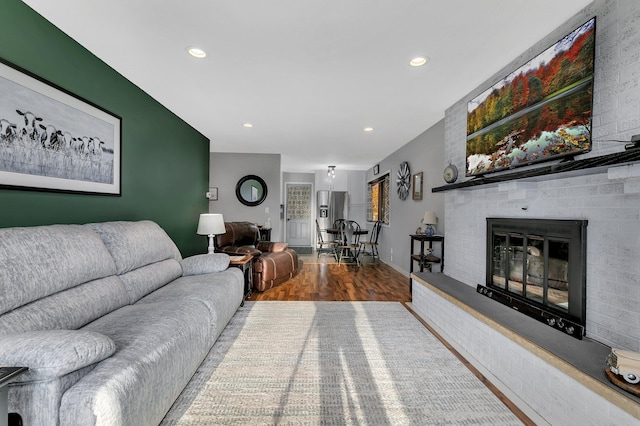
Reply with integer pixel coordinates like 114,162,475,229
0,220,245,425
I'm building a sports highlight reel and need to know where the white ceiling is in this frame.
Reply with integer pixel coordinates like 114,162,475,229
22,0,592,172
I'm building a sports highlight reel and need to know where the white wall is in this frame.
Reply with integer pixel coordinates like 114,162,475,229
208,152,283,240
442,0,640,350
366,120,446,273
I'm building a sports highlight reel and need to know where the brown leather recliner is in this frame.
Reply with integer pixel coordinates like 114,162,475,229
215,222,299,292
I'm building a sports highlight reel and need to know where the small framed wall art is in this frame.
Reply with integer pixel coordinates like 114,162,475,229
412,172,423,200
373,164,380,175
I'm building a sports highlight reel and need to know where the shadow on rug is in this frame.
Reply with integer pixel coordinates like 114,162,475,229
160,301,523,425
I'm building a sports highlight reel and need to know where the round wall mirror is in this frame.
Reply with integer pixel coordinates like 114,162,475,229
235,175,268,206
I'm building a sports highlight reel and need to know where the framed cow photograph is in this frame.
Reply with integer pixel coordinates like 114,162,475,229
0,57,121,195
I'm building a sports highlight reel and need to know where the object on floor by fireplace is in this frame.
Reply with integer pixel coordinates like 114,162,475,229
606,348,640,388
197,213,226,254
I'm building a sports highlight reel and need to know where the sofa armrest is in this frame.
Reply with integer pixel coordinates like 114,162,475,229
0,330,115,382
257,241,289,253
181,253,230,276
220,246,262,257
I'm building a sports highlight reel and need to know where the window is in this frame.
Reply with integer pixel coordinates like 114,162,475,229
367,173,389,224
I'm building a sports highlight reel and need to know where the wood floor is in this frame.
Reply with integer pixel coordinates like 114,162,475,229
247,253,411,302
246,250,535,425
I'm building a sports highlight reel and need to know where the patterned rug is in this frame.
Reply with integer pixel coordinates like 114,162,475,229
160,302,523,425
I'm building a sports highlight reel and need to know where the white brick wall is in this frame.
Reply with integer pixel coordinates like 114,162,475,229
412,281,639,425
443,0,640,351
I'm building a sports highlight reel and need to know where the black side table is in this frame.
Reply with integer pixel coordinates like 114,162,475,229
229,255,253,305
1,367,28,426
258,228,271,242
409,234,445,292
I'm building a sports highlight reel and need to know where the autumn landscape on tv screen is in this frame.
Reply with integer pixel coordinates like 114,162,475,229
466,18,595,176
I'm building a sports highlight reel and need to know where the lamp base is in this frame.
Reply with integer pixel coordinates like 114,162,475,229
425,224,435,237
207,234,216,254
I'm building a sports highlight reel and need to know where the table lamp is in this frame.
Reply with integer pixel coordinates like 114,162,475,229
197,213,226,254
422,211,437,237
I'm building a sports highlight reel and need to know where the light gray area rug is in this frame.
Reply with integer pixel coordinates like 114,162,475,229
160,302,523,425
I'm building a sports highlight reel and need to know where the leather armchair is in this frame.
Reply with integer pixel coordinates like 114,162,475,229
215,222,299,291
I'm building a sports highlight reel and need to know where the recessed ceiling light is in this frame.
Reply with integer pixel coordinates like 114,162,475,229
187,47,207,58
364,127,374,132
409,56,429,67
243,123,253,128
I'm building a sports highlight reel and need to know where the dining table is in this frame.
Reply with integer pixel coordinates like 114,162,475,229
325,227,369,262
325,228,369,237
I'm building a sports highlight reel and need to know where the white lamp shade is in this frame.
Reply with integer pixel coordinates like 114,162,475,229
422,211,437,225
197,213,226,235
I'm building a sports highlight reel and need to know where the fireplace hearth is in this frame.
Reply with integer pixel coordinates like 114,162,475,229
477,218,587,339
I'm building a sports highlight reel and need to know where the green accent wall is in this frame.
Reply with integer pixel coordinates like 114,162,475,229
0,0,209,256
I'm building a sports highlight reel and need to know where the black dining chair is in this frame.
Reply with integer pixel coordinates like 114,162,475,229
331,218,345,246
337,220,361,266
360,220,382,261
315,219,336,260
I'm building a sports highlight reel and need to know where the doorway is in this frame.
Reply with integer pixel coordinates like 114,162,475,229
285,183,312,249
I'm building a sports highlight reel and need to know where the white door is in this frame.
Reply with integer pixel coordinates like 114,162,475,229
285,183,312,246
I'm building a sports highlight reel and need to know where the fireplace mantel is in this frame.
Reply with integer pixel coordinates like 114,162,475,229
432,149,640,192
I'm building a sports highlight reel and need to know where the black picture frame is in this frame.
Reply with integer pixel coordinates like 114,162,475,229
0,57,121,195
373,164,380,175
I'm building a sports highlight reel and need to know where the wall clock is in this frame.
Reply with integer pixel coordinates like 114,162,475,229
396,161,411,200
443,163,458,184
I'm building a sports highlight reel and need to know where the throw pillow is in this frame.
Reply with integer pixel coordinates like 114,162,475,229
0,330,116,381
181,253,230,276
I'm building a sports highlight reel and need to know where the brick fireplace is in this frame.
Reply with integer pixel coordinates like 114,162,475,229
412,1,640,422
439,0,640,351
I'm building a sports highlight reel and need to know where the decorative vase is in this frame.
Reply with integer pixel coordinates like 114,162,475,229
425,224,435,237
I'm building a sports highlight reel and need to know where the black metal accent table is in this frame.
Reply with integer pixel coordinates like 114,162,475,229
258,227,271,242
229,255,253,305
409,234,444,292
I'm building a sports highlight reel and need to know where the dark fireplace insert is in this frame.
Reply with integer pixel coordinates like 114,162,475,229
477,218,587,339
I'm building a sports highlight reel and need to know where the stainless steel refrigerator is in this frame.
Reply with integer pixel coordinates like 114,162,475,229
317,190,348,242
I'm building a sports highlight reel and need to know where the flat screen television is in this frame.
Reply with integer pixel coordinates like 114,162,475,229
466,17,596,177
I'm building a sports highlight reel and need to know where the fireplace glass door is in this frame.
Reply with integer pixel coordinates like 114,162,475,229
485,218,587,336
491,232,569,312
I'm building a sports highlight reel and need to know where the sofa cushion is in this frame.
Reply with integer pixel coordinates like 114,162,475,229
138,268,244,340
221,245,262,257
181,253,230,276
118,259,183,304
0,330,115,381
215,222,259,249
61,301,213,426
86,220,182,275
0,276,129,334
253,249,299,292
257,241,289,253
0,224,117,316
